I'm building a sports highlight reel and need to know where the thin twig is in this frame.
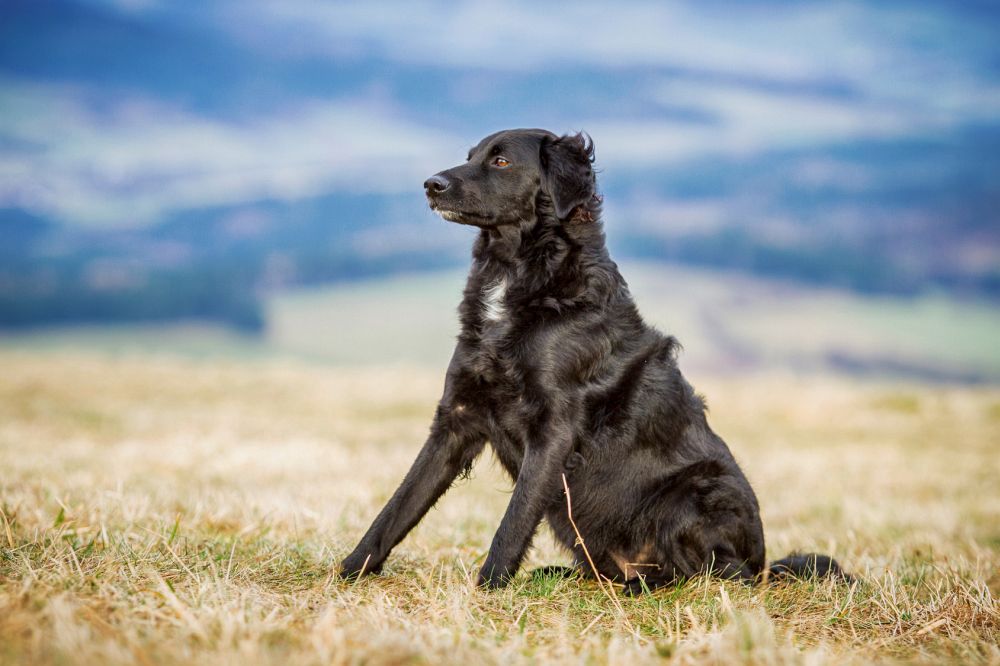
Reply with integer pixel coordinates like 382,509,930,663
561,473,634,633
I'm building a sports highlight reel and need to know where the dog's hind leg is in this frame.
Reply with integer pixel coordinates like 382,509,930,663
620,548,756,596
622,574,676,596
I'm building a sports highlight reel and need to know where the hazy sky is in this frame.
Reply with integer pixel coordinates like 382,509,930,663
2,0,998,226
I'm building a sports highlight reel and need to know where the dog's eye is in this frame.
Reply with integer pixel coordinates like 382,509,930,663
492,156,511,168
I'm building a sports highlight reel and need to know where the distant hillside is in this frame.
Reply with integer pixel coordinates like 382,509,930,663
0,199,468,330
3,264,998,384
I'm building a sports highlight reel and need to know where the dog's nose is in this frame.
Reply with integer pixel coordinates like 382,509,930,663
424,174,451,195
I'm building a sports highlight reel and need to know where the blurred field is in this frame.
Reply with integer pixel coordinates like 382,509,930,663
1,350,998,665
3,263,999,381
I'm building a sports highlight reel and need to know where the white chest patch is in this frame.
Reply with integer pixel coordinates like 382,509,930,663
482,278,508,323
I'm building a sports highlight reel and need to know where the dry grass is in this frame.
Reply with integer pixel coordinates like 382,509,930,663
0,350,998,665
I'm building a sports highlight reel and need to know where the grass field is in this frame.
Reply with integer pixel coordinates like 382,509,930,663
1,350,998,664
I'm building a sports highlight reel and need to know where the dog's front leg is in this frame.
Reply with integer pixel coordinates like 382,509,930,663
340,405,485,580
477,427,572,589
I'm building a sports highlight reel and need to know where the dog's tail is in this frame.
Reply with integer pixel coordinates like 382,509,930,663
766,553,855,584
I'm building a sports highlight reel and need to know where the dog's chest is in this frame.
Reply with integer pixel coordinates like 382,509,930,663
481,278,508,323
463,277,531,384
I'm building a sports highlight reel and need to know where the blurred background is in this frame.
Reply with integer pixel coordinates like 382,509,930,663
1,0,998,381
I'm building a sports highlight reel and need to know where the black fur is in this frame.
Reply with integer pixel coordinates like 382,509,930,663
339,128,850,593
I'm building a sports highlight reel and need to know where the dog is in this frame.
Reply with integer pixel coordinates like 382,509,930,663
339,129,849,593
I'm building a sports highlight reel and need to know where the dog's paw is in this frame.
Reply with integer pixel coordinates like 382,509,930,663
622,577,645,596
338,553,383,580
622,576,651,596
622,575,673,596
476,562,515,590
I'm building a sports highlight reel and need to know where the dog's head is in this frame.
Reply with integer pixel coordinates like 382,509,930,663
424,129,596,227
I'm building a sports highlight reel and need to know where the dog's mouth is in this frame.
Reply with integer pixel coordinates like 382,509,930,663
429,204,491,225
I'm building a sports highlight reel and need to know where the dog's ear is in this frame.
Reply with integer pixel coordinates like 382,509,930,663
540,132,595,219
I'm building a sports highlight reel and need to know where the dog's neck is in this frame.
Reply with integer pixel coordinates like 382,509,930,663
469,200,622,312
475,194,604,260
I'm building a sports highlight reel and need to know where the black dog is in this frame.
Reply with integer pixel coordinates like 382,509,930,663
340,129,849,593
